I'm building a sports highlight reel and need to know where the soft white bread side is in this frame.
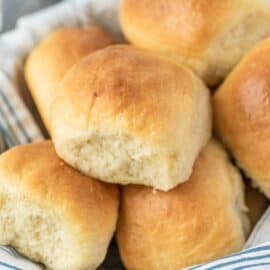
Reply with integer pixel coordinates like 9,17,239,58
24,27,115,131
214,37,270,199
0,141,119,270
117,140,250,270
51,45,211,191
120,0,270,86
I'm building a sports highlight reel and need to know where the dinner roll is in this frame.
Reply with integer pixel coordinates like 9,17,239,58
25,27,115,131
214,38,270,199
0,141,119,270
117,140,250,270
120,0,270,86
245,181,268,228
51,45,211,191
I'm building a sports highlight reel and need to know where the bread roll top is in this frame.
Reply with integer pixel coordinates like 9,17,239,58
120,0,270,85
51,45,211,190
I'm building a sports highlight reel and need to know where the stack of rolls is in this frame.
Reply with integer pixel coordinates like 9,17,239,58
0,27,120,270
0,0,269,269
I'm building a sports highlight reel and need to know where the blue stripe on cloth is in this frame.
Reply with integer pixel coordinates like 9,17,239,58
0,261,21,270
0,90,31,142
193,244,270,269
188,244,270,270
206,254,270,270
234,245,270,257
0,126,10,150
0,105,19,146
0,72,44,146
233,262,270,270
0,247,20,259
2,130,14,149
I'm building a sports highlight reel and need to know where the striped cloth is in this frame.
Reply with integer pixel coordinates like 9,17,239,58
0,246,41,270
0,0,269,269
0,72,43,149
187,244,270,270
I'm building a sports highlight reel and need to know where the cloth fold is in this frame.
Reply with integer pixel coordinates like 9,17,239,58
0,246,42,270
187,242,270,270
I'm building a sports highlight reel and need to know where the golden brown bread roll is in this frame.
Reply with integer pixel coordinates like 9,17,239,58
245,181,268,228
25,27,115,131
117,140,250,270
0,141,119,270
120,0,270,86
213,38,270,199
51,45,211,191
